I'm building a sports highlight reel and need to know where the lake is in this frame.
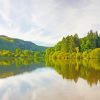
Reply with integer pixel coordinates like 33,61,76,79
0,58,100,100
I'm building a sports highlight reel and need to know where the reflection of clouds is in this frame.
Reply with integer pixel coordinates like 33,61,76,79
0,68,60,100
0,68,100,100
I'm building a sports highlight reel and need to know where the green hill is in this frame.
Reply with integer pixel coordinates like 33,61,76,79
0,35,46,51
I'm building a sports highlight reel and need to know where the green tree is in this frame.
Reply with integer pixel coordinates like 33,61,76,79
23,50,30,56
15,48,21,57
34,52,40,58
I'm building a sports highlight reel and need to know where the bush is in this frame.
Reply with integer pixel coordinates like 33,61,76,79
76,53,83,59
89,48,100,59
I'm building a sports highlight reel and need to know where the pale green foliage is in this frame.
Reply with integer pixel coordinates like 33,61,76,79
89,48,100,59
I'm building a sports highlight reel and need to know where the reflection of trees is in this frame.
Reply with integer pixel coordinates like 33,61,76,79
45,58,100,86
0,57,40,66
0,57,44,78
0,57,100,86
0,72,15,78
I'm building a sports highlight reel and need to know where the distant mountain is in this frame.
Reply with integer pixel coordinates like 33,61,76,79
0,35,46,51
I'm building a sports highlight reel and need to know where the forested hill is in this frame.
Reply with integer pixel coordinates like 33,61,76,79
0,35,46,51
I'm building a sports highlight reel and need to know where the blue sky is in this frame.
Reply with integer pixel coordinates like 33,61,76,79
0,0,100,46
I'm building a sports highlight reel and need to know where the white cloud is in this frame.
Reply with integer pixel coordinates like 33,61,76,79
0,0,11,25
0,0,100,46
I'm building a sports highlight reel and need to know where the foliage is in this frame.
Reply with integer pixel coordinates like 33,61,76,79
89,48,100,59
0,35,46,51
0,48,44,58
46,30,100,59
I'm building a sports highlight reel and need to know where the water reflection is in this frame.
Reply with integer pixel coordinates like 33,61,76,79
0,57,100,86
0,68,100,100
46,59,100,86
0,57,45,78
0,58,100,100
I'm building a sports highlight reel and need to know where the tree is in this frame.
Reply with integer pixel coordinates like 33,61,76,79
80,30,99,51
61,37,67,52
74,34,80,49
45,48,54,55
15,48,21,57
34,52,40,58
23,50,30,56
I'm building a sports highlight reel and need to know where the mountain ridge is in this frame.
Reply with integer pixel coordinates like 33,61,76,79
0,35,47,51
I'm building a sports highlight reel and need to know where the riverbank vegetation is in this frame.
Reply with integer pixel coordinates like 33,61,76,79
0,48,45,58
46,30,100,59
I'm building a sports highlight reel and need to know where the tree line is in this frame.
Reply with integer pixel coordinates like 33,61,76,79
46,30,100,59
0,48,45,58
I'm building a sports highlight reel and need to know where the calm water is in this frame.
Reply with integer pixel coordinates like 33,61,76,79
0,58,100,100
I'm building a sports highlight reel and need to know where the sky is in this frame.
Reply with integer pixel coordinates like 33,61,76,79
0,0,100,46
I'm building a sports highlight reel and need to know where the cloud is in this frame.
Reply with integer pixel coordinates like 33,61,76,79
0,0,11,23
0,0,100,46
